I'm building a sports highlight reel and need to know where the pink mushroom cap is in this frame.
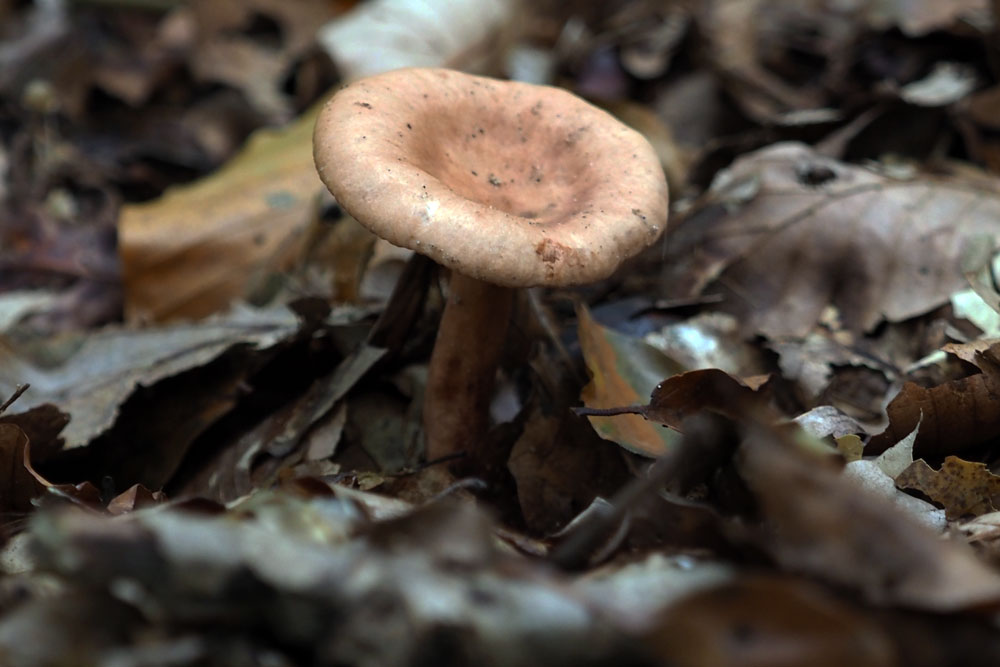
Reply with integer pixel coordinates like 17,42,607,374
313,68,668,287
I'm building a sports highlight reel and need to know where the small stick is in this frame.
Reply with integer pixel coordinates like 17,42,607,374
0,384,29,415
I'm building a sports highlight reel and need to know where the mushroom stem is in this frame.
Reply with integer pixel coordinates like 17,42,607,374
424,272,513,462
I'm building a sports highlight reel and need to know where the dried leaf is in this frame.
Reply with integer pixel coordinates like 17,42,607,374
836,434,865,462
645,576,895,667
792,405,865,441
869,375,1000,456
106,484,166,515
740,423,1000,610
663,142,1000,337
119,105,323,322
508,401,629,534
843,458,947,531
185,0,339,122
577,304,684,456
0,304,300,450
875,422,918,479
896,456,1000,519
643,369,770,429
23,440,102,509
0,424,43,518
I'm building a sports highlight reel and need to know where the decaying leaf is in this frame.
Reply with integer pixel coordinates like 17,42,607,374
577,304,684,456
663,142,1000,337
740,423,1000,610
792,405,865,441
17,498,641,665
578,361,769,456
642,368,770,428
0,424,43,520
843,425,947,531
645,575,895,667
896,456,1000,519
119,105,323,322
869,374,1000,456
0,304,301,450
508,399,629,534
184,0,341,123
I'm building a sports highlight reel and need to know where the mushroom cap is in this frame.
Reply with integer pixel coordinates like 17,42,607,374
313,68,669,287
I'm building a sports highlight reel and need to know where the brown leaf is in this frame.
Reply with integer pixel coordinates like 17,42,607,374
662,142,1000,337
106,484,167,515
23,440,102,509
740,422,1000,610
577,304,684,457
119,105,322,323
896,456,1000,519
644,369,770,429
869,376,1000,456
508,402,629,535
645,576,895,667
0,304,300,450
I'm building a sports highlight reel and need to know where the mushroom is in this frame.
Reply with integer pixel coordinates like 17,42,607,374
313,68,668,463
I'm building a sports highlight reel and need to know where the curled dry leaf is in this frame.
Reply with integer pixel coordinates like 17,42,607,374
663,142,1000,337
578,365,769,457
0,424,43,519
868,375,1000,456
642,369,771,429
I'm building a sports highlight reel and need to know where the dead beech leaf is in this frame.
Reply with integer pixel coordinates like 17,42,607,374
119,103,322,323
645,576,895,667
577,304,684,457
941,338,999,364
740,423,1000,610
23,440,102,509
508,399,630,535
106,484,166,515
0,304,300,450
869,375,1000,456
577,368,769,446
643,369,770,429
896,456,1000,519
662,142,1000,337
